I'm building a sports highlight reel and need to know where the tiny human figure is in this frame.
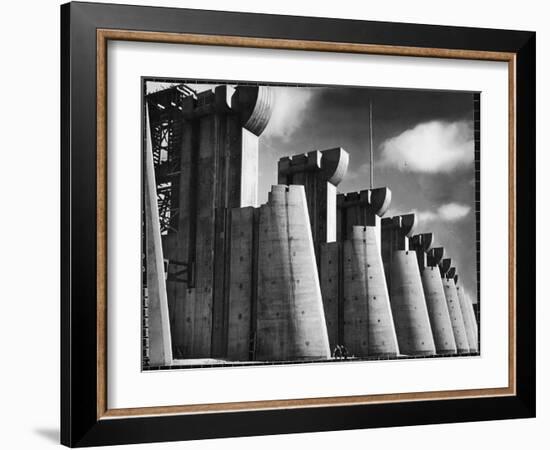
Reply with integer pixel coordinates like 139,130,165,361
333,345,342,359
341,345,349,360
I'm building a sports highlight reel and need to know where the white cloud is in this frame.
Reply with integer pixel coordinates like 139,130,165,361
414,202,471,224
380,120,474,173
262,88,316,141
438,203,471,221
415,210,439,223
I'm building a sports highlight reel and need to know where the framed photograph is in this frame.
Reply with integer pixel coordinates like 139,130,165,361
61,1,535,447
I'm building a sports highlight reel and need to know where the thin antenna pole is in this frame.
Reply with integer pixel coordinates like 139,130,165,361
369,99,374,189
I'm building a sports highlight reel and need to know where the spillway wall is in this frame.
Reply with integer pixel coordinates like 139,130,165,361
389,251,436,356
442,278,471,354
456,284,479,352
255,185,331,360
421,267,457,355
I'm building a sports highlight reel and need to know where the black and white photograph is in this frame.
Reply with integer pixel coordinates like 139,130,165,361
142,79,480,369
0,0,541,447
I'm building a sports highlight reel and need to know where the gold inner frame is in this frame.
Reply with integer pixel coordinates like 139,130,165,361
96,29,517,420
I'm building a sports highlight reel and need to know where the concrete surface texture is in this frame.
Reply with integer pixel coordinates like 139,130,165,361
144,107,173,366
319,242,341,350
411,238,457,355
278,148,349,250
440,262,471,354
8,0,544,448
149,85,274,360
226,207,258,361
337,187,392,247
339,225,399,356
421,267,458,355
380,215,436,356
389,250,437,356
256,185,331,360
363,226,400,356
456,281,479,352
464,292,479,347
342,227,371,356
145,83,478,365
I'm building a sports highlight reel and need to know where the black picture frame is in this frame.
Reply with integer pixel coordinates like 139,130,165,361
61,1,535,447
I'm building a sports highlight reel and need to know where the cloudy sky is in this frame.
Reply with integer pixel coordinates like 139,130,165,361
255,84,477,302
147,81,477,303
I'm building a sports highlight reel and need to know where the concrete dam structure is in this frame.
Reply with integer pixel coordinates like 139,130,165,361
413,244,458,355
256,185,331,361
143,83,479,366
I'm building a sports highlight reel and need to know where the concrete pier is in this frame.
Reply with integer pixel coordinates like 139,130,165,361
319,242,341,350
317,186,397,356
145,83,478,365
256,185,331,361
363,226,399,356
144,107,173,366
150,85,274,359
465,292,479,349
382,215,436,356
412,243,457,355
278,148,349,252
456,277,479,353
226,207,258,361
337,187,392,248
381,214,414,291
341,225,398,356
440,260,470,354
390,251,436,356
342,227,370,356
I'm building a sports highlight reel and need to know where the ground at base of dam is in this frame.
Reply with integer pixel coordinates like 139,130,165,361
143,352,480,370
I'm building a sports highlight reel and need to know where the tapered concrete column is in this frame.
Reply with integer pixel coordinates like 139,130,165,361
455,276,479,353
144,107,173,366
390,251,436,355
148,84,275,359
342,226,399,357
415,245,457,355
318,186,393,355
232,85,276,207
337,187,392,249
227,207,259,361
381,214,415,291
278,148,349,251
342,227,369,356
319,242,340,350
256,185,331,361
382,215,435,356
440,261,470,354
421,267,457,355
464,292,479,348
364,226,399,356
409,233,434,272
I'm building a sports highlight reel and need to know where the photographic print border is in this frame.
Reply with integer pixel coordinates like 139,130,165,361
140,76,481,371
61,1,535,447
